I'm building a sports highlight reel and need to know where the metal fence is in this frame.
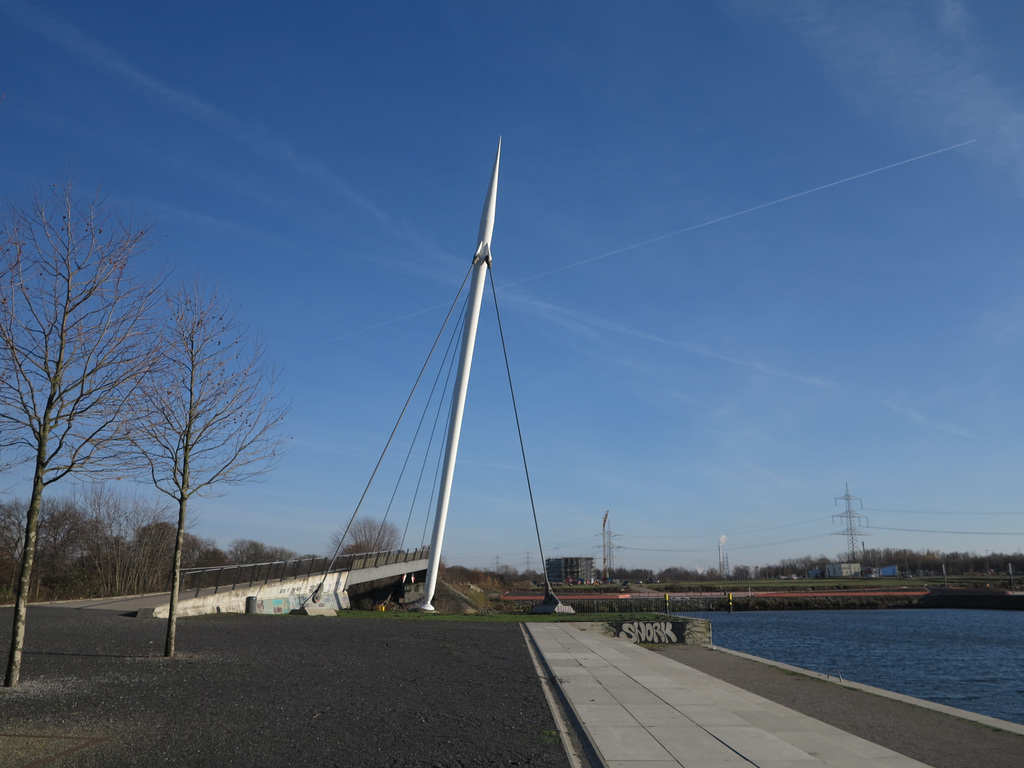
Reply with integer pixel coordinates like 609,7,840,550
499,594,726,615
178,546,430,597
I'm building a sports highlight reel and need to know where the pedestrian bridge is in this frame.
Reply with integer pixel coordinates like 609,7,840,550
144,547,430,618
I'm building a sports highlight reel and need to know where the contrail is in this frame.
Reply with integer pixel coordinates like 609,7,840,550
336,304,448,339
505,139,977,288
341,139,976,337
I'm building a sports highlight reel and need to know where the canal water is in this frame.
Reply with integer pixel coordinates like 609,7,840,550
677,608,1024,726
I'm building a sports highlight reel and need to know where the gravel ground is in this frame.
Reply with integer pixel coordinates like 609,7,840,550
0,608,570,768
657,644,1024,768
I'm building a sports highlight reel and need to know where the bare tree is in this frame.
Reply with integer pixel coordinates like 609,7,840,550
77,484,171,596
227,538,297,565
33,497,89,599
0,181,161,687
181,534,229,570
0,499,25,596
329,517,402,556
131,521,177,592
132,279,288,658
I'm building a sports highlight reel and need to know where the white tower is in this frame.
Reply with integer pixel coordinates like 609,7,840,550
418,140,501,611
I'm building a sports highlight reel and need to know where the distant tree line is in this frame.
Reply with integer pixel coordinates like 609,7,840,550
603,547,1024,583
436,545,1024,589
0,486,306,604
732,547,1024,581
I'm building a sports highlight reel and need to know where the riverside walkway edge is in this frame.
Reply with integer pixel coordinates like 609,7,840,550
525,623,934,768
705,645,1024,739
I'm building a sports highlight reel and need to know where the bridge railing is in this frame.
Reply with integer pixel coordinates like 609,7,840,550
178,546,430,596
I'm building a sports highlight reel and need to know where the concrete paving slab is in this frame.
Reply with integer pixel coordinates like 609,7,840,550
603,685,666,707
621,703,693,726
574,703,643,727
733,707,820,732
673,704,753,727
703,725,821,762
587,726,675,762
652,685,708,707
772,730,898,760
645,725,748,762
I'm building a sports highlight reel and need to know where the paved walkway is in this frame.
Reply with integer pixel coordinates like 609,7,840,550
526,623,932,768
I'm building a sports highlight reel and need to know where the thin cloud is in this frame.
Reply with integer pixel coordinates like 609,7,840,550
883,398,975,439
974,294,1024,350
334,301,454,341
0,0,390,222
777,1,1024,187
513,295,834,388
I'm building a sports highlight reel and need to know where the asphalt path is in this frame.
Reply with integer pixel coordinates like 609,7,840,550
0,608,570,767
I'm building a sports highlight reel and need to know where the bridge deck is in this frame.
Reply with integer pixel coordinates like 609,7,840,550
35,550,429,617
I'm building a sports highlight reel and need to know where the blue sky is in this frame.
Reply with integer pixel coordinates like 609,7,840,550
3,1,1024,574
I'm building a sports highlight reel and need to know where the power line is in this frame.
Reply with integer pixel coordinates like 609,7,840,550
873,526,1024,536
866,507,1023,516
721,533,835,551
621,546,715,553
621,532,836,554
618,515,833,539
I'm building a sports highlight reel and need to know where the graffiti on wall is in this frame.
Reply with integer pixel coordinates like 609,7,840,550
617,620,679,644
255,597,300,614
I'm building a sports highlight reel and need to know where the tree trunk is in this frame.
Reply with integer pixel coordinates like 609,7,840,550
4,467,45,687
164,496,188,658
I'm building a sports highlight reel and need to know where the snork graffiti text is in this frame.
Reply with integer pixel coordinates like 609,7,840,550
617,621,678,644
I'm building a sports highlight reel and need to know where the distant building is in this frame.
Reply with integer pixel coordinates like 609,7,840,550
879,565,899,577
546,556,595,584
826,562,861,578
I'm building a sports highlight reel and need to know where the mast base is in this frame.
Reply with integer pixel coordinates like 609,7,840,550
531,587,575,615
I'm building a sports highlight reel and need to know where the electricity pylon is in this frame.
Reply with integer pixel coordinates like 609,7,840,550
833,482,869,563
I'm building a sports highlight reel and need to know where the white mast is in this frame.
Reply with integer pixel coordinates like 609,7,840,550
419,140,500,611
